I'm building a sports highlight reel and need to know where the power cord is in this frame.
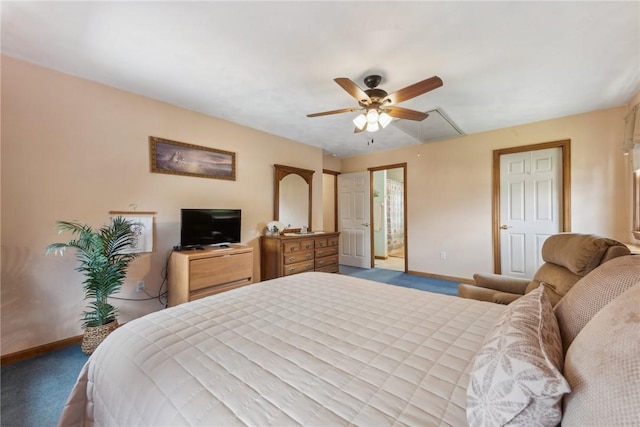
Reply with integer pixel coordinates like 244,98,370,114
110,292,159,302
111,249,172,307
158,249,172,308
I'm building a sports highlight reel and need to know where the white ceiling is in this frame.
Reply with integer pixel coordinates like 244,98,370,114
2,1,639,158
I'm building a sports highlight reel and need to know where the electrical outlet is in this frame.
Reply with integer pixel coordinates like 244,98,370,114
136,281,145,293
440,251,447,260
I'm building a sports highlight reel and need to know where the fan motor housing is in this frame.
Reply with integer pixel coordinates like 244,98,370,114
363,88,388,105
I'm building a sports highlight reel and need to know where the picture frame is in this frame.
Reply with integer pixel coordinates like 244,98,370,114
149,136,236,181
108,211,156,253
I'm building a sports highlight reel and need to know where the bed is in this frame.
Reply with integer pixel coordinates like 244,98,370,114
59,261,640,427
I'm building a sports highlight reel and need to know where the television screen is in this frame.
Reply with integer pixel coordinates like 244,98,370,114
180,209,241,248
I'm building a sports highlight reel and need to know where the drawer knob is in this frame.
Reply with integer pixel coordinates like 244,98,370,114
288,267,296,272
289,257,295,262
305,254,312,259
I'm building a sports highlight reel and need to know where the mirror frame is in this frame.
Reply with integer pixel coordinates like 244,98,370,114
274,164,314,230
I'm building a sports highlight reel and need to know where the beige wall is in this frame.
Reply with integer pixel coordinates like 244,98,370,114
322,154,341,172
1,56,324,355
342,106,633,279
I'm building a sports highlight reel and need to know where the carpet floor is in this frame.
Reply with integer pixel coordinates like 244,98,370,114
1,344,89,427
339,265,459,296
0,266,459,426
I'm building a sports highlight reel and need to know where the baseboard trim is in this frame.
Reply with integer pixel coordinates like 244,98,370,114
1,334,83,366
407,270,473,284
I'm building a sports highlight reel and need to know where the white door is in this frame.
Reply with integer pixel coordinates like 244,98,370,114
500,147,562,279
338,171,371,268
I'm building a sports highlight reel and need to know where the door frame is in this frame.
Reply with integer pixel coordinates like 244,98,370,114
368,163,408,272
323,169,340,232
492,139,571,274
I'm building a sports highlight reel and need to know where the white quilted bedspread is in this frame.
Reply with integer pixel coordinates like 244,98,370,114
60,272,505,427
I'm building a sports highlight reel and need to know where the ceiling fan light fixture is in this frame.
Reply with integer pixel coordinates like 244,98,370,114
308,74,443,137
353,113,367,130
378,111,392,128
366,108,380,124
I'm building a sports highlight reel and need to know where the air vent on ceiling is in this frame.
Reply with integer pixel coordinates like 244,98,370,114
392,108,463,143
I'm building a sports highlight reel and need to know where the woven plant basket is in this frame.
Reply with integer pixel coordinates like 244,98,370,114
81,320,119,355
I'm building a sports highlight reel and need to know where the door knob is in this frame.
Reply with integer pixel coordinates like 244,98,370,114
362,223,369,226
500,224,512,230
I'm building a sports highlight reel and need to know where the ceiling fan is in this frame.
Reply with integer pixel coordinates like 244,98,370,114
307,74,443,133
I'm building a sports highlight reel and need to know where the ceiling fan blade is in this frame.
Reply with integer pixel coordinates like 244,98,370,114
334,78,371,104
307,107,361,118
383,76,443,105
354,126,366,134
385,107,429,121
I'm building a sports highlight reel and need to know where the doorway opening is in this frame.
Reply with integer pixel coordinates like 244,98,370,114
370,164,407,272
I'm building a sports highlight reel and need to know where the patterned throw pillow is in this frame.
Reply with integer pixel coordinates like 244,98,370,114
467,285,570,426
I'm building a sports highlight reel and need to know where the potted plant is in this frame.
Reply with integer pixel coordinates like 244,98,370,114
46,216,140,354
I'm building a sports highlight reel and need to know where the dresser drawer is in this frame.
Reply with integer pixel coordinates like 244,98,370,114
189,252,253,292
315,246,338,258
283,260,314,276
316,264,339,273
284,250,314,265
300,239,314,251
315,238,328,248
283,239,314,253
327,236,339,247
283,241,300,253
315,254,338,269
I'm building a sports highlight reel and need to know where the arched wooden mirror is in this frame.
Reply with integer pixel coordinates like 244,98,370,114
274,164,314,230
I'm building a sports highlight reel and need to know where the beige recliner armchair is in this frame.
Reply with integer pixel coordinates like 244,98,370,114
458,233,630,306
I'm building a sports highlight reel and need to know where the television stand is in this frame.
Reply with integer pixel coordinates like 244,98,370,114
168,244,254,307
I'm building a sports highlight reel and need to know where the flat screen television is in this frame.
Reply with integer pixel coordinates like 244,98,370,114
180,209,241,248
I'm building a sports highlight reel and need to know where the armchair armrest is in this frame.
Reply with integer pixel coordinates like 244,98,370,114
457,283,524,305
458,283,498,302
472,273,531,295
492,291,523,305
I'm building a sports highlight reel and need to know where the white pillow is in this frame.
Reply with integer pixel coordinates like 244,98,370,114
467,285,570,426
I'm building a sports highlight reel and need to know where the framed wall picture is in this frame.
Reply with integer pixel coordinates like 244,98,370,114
108,211,155,253
149,136,236,181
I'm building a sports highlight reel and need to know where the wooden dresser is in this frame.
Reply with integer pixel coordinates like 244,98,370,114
168,244,253,307
260,232,340,280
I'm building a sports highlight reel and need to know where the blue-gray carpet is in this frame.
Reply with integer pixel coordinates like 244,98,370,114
339,265,459,296
1,344,89,427
0,267,458,426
